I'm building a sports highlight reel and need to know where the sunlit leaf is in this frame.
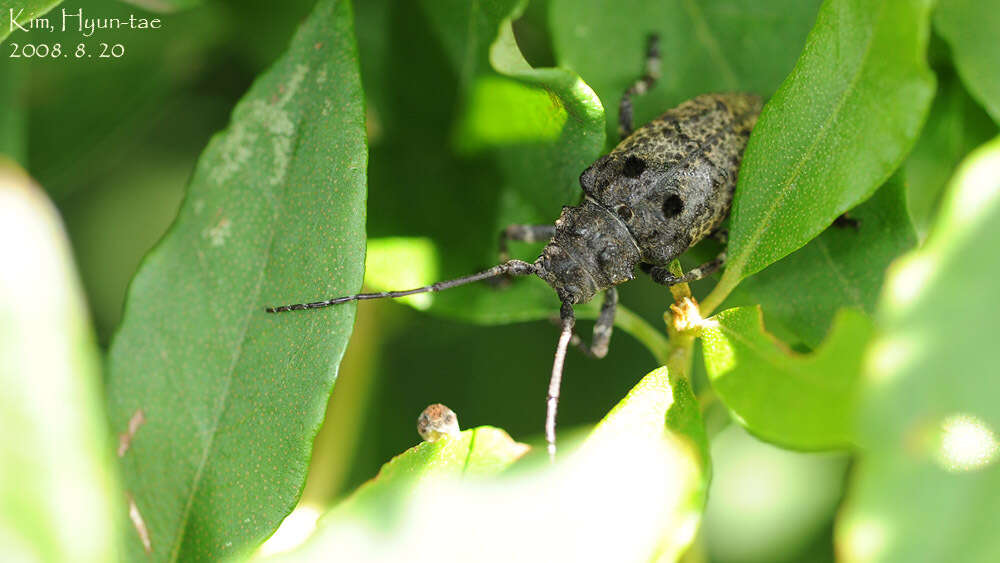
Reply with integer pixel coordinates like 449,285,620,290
709,0,935,310
274,367,703,562
581,366,707,560
309,427,529,527
0,161,119,562
701,306,873,449
838,137,1000,562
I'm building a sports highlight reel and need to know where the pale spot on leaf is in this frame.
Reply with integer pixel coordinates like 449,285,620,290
127,494,152,554
203,218,232,247
117,408,146,457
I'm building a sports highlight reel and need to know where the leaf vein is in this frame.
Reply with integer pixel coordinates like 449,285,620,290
681,0,739,89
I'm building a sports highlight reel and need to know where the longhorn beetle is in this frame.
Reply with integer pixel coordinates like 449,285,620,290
266,36,762,460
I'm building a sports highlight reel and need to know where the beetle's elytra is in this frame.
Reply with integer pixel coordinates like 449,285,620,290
539,92,761,305
266,36,762,459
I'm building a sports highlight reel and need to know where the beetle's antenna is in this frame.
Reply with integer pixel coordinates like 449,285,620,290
265,259,538,313
546,300,575,462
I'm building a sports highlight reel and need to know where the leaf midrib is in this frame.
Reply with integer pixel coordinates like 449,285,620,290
167,121,304,561
167,224,277,561
727,1,886,281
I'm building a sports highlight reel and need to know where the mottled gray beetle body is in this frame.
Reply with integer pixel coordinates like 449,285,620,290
538,93,762,304
265,40,764,460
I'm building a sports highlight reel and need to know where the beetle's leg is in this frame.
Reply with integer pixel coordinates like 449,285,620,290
833,213,860,230
498,224,556,262
568,287,617,359
618,34,661,140
648,252,726,286
709,228,728,245
546,301,576,462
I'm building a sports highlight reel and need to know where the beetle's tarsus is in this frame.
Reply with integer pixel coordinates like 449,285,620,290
649,252,726,286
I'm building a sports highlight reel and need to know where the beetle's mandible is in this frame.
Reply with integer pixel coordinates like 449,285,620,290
265,36,762,460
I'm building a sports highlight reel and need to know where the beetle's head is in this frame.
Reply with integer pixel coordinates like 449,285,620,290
534,199,640,304
535,243,597,304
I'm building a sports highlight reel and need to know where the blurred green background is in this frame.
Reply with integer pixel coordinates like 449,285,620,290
6,0,928,560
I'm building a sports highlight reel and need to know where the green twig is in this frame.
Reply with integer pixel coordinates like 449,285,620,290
613,304,671,366
699,269,739,316
664,260,697,382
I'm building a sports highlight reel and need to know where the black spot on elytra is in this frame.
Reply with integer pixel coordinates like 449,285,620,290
662,194,683,218
622,155,646,178
616,205,633,221
715,100,728,113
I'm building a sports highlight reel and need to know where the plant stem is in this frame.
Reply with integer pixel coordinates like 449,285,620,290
699,269,739,316
613,304,671,366
665,325,695,381
665,260,696,381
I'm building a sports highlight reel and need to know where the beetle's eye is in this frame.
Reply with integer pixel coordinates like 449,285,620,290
616,205,634,221
662,194,683,218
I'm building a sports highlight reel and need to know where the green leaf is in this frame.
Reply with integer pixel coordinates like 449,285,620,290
276,369,704,562
487,13,607,216
904,72,998,238
709,0,936,309
361,0,605,324
837,137,1000,561
727,176,915,349
581,366,708,560
0,161,119,561
0,0,61,43
585,366,708,470
549,0,823,139
312,427,529,525
701,306,873,449
935,0,1000,125
104,0,367,560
